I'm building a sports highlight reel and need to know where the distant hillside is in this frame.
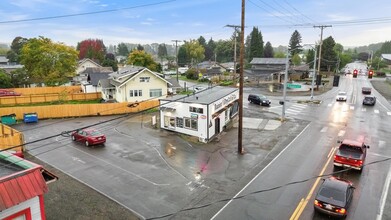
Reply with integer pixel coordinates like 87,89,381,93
353,42,383,53
0,43,9,49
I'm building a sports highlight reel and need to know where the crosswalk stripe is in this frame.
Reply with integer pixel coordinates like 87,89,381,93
338,130,346,137
374,109,379,114
387,112,391,116
362,108,366,112
328,103,332,107
286,109,301,113
350,106,355,110
320,127,328,133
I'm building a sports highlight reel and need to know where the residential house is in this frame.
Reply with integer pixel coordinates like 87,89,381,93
81,67,113,93
74,58,102,85
0,151,57,220
381,54,391,67
98,66,171,103
0,55,8,65
164,77,182,95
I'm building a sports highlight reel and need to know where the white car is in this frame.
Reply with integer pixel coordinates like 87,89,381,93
336,91,347,101
194,86,206,92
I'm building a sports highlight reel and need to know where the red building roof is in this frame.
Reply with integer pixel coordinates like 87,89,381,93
0,151,56,212
0,168,48,211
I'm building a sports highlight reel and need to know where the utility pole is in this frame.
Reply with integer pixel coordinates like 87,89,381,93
313,25,331,89
172,39,182,82
225,24,240,82
237,0,245,154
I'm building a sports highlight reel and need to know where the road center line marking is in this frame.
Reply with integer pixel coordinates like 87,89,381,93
290,147,336,220
320,127,328,133
211,123,312,220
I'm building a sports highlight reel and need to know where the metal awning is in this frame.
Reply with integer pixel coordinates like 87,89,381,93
160,106,176,112
212,102,234,118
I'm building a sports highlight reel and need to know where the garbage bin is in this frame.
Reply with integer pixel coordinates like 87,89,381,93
1,114,17,125
23,112,38,123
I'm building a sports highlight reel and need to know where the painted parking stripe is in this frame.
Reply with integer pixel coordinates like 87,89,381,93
338,130,346,137
362,108,367,112
388,112,391,116
374,109,380,114
327,103,332,107
320,127,328,133
350,106,355,110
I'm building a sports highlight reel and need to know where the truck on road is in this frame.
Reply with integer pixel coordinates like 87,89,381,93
334,139,370,172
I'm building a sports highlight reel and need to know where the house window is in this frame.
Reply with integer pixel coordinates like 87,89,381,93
150,89,162,97
184,117,198,131
130,90,142,97
140,77,150,82
189,106,204,114
164,116,175,129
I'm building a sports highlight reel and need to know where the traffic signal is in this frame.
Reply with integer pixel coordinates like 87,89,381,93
353,69,358,78
333,75,340,87
368,70,373,79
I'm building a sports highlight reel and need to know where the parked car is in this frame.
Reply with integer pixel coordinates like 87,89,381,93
361,87,372,94
362,96,376,106
248,94,271,106
0,89,21,97
194,86,206,92
334,139,369,172
336,91,347,101
314,177,354,218
71,129,106,147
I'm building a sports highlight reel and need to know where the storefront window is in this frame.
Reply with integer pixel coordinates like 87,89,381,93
184,117,198,131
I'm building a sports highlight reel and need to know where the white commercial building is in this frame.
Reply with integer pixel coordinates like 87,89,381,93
159,86,239,143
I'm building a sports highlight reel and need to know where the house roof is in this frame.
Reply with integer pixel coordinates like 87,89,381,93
98,79,113,89
381,54,391,61
88,72,111,86
0,151,56,211
109,66,171,88
0,56,8,63
165,78,181,88
78,58,101,67
160,86,238,105
250,58,286,65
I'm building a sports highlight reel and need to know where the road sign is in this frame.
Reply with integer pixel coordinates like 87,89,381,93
287,83,301,89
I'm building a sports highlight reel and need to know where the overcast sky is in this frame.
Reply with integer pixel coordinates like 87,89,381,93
1,0,391,48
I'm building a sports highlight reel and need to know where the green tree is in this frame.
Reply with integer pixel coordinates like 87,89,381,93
137,44,144,51
157,44,168,61
291,53,301,66
6,36,28,63
0,69,13,88
117,43,129,56
215,40,233,63
127,49,158,71
102,53,118,71
0,48,8,55
320,36,338,72
274,51,286,58
263,41,274,58
183,40,205,66
334,43,344,55
339,53,353,70
20,36,78,86
205,38,216,61
306,49,315,66
288,30,302,56
177,46,189,67
248,27,264,61
10,68,30,88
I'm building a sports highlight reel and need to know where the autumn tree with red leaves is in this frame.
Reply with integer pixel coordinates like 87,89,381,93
77,39,106,64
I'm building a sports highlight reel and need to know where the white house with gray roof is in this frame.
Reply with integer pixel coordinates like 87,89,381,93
98,66,171,103
159,86,239,143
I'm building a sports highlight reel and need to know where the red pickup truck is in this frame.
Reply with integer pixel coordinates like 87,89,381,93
334,139,370,172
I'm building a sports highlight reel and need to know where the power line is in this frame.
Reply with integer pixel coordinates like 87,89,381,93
0,0,175,24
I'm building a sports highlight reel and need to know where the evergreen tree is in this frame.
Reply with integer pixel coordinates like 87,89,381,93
117,43,129,56
157,44,168,61
205,38,216,61
263,41,274,58
137,44,144,51
177,46,188,67
320,36,338,72
248,27,264,61
288,30,302,56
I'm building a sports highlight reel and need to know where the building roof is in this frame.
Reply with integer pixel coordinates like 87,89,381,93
88,72,111,86
250,58,286,65
78,58,101,67
109,66,171,88
165,78,181,88
381,54,391,61
160,86,238,105
0,151,57,211
98,79,112,89
0,56,8,64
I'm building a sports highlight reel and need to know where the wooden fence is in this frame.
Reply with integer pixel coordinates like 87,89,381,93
0,100,159,120
0,124,24,152
0,92,101,105
12,86,82,95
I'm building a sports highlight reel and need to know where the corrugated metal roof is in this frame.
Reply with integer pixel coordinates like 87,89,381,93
250,58,286,64
0,168,48,211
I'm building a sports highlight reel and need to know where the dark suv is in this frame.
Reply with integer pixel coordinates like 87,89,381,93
248,94,271,106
